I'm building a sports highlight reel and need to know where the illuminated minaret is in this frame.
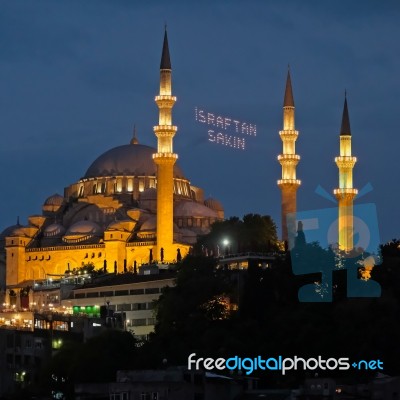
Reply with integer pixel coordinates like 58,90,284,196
334,93,358,251
277,69,301,246
153,29,178,259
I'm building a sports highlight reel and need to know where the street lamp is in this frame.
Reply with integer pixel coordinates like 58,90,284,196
223,239,230,256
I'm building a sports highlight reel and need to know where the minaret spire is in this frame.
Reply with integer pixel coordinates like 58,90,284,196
334,93,358,251
277,68,301,247
284,68,295,107
340,92,351,136
160,27,171,70
153,28,178,260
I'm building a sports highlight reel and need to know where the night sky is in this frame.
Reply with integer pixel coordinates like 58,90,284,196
0,1,399,243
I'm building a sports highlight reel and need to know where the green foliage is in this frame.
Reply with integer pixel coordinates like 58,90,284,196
196,213,278,254
141,239,400,384
40,329,137,395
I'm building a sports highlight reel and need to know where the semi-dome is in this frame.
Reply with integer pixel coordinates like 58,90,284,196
43,223,66,238
63,220,103,244
140,188,157,201
84,143,185,179
174,201,218,218
66,220,102,236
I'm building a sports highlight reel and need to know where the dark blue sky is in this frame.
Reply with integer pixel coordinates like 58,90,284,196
0,1,399,243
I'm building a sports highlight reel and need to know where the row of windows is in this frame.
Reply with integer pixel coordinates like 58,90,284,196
127,318,155,327
78,178,190,198
6,335,43,350
79,177,157,197
176,217,217,229
116,302,156,312
74,287,161,299
6,354,43,370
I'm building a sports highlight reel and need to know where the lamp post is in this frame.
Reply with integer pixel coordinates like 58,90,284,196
223,239,230,256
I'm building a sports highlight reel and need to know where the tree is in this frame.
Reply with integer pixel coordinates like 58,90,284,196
196,214,278,255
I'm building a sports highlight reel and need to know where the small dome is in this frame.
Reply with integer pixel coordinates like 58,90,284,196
43,223,66,238
84,144,185,179
65,220,102,236
204,197,224,212
0,224,22,240
44,194,64,207
11,227,28,237
174,201,218,218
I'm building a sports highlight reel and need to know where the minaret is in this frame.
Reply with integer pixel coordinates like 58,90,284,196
153,29,178,259
277,69,301,247
334,93,358,251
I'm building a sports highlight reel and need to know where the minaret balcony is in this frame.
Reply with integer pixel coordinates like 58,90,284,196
155,95,177,101
335,156,357,168
152,152,178,160
279,130,298,139
277,179,301,186
153,125,178,134
278,154,300,161
155,96,176,108
334,188,358,196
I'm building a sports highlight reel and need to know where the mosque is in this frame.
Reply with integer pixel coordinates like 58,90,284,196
0,31,224,288
0,30,359,293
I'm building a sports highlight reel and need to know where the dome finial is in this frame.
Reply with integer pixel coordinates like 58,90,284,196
130,124,139,144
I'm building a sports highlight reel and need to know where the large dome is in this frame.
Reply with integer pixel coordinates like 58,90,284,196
84,143,185,179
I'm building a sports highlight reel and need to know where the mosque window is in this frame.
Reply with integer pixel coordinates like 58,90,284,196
78,186,84,197
92,184,97,195
127,178,133,192
138,178,144,192
187,218,193,227
113,182,117,193
98,252,102,257
101,182,106,193
177,218,183,227
149,178,156,188
117,179,122,193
